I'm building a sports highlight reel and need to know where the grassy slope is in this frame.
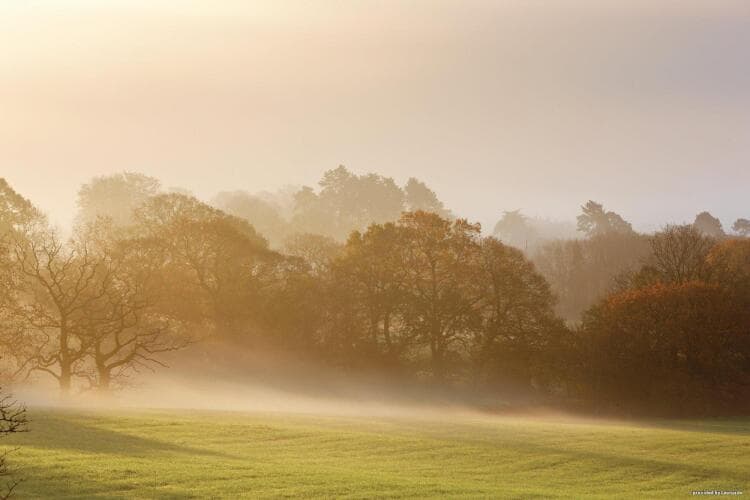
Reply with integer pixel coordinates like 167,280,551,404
2,408,748,499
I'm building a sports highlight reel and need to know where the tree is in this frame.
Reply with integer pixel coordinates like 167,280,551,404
492,210,537,251
134,193,275,341
404,178,449,217
0,179,40,237
9,223,113,394
212,191,290,248
645,225,715,284
283,233,342,274
399,211,483,382
334,223,412,363
472,237,562,392
0,180,42,381
580,281,750,414
0,392,26,499
693,211,725,238
576,200,632,237
706,238,750,297
533,232,650,322
732,218,750,237
291,166,405,240
76,226,191,392
77,172,160,227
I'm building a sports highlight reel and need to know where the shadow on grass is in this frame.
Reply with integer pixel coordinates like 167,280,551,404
640,418,750,436
10,461,204,500
14,412,232,460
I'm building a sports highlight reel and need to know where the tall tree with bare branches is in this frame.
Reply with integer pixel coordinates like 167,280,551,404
8,223,114,394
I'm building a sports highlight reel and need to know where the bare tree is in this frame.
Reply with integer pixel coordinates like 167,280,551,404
649,225,715,284
9,223,114,395
77,235,191,392
0,392,27,499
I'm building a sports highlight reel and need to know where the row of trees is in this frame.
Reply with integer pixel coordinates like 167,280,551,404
494,201,748,323
578,227,750,414
76,167,451,249
1,182,256,393
0,175,559,396
267,212,563,389
2,172,749,415
495,201,750,414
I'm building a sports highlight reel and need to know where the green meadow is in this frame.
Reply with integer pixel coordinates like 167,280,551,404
3,408,748,499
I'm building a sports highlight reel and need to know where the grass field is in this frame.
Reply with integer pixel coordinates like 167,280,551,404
2,407,748,498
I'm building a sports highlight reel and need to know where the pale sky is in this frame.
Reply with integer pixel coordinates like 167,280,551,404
1,0,749,232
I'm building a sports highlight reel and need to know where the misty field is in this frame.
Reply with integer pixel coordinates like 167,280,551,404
2,409,747,499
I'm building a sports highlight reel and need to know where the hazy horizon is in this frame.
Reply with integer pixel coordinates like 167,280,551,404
3,0,749,232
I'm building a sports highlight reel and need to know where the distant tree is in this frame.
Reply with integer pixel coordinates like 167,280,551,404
533,232,650,322
493,210,537,251
706,238,750,297
0,179,41,237
645,225,715,284
404,178,449,217
533,239,587,321
212,191,290,248
576,201,632,237
732,218,750,237
283,233,342,275
77,172,160,227
291,166,405,240
167,186,194,197
693,211,725,238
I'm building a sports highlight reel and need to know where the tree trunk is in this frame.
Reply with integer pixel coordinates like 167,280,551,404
97,365,111,394
59,362,72,396
59,324,72,396
383,313,392,351
430,332,445,383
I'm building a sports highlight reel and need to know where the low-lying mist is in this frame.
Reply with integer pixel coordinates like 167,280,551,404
13,343,545,421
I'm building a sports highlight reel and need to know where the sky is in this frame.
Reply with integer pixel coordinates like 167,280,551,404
1,0,749,232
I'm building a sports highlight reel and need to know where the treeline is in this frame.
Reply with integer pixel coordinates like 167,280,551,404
1,171,749,415
497,202,749,323
76,167,450,248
